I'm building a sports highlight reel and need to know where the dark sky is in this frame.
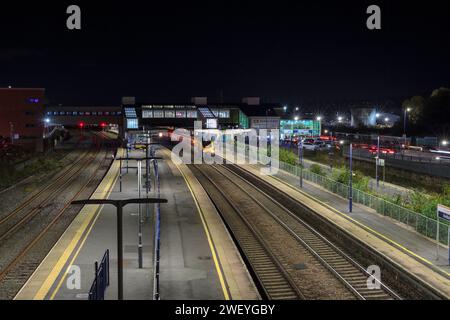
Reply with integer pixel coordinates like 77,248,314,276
1,1,450,106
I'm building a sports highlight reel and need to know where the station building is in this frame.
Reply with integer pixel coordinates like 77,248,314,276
0,88,46,151
121,97,282,139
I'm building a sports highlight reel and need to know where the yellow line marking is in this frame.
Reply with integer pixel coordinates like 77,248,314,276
173,161,230,300
33,160,120,300
268,173,450,277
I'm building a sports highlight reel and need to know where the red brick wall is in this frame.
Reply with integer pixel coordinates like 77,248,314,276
0,88,46,142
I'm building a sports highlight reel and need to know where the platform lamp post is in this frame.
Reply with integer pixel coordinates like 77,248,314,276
348,142,353,213
298,138,303,188
375,136,380,188
403,107,411,147
70,198,168,300
116,156,162,269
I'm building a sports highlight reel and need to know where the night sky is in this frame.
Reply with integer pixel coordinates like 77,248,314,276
1,1,450,106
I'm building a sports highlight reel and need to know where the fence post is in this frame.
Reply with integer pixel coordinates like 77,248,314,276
94,261,99,300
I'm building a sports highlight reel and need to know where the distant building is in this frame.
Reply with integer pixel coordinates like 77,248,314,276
121,97,282,138
0,88,46,151
350,108,378,127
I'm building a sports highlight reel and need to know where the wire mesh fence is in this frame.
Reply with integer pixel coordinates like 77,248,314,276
237,143,450,246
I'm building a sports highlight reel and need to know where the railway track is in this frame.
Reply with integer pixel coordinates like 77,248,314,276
0,144,112,291
0,150,92,238
190,163,401,300
190,165,304,300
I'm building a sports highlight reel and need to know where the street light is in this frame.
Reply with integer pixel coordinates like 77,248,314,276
70,198,168,300
338,116,343,123
349,143,353,213
44,118,50,124
442,140,448,147
294,116,299,121
403,107,412,146
316,116,322,121
283,106,287,112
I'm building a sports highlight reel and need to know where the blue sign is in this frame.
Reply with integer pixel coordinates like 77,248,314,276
438,209,450,222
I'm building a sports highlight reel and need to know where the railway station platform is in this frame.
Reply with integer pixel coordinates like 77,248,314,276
15,146,258,300
238,162,450,298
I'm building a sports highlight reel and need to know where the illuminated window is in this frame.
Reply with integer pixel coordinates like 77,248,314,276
219,110,230,118
165,110,175,118
206,119,218,129
124,107,137,118
142,110,153,118
176,110,186,118
211,109,219,117
127,118,138,129
187,110,198,118
154,110,164,118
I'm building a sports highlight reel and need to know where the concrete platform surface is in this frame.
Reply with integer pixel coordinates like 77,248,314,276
15,146,257,300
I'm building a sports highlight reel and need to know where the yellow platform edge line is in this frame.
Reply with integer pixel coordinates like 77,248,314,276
269,173,450,278
32,154,121,300
174,162,231,300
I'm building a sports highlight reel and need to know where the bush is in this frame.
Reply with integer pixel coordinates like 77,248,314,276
279,148,299,166
310,164,325,176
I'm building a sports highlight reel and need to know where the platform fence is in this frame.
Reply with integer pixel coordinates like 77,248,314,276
88,249,110,300
238,143,450,246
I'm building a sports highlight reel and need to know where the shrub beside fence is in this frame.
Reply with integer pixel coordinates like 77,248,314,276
238,144,450,246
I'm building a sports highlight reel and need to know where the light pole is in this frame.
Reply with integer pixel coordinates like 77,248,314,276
116,156,162,269
349,143,353,213
298,138,303,188
403,107,411,147
376,136,380,188
70,198,168,300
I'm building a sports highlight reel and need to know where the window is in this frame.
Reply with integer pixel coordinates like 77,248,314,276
98,111,103,116
27,98,40,104
187,110,198,118
142,110,153,118
219,110,230,118
79,112,85,116
72,111,78,115
85,112,91,116
127,118,138,129
164,110,175,118
59,111,66,115
92,111,97,116
124,107,137,118
176,110,186,118
211,109,219,117
153,110,164,118
206,119,218,129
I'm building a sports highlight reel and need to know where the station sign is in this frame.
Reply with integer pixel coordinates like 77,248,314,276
437,204,450,222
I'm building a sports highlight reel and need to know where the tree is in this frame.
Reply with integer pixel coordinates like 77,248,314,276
402,95,425,125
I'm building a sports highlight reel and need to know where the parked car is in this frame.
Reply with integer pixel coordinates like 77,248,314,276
302,140,324,151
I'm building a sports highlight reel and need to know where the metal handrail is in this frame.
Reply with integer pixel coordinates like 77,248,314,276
88,249,110,300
